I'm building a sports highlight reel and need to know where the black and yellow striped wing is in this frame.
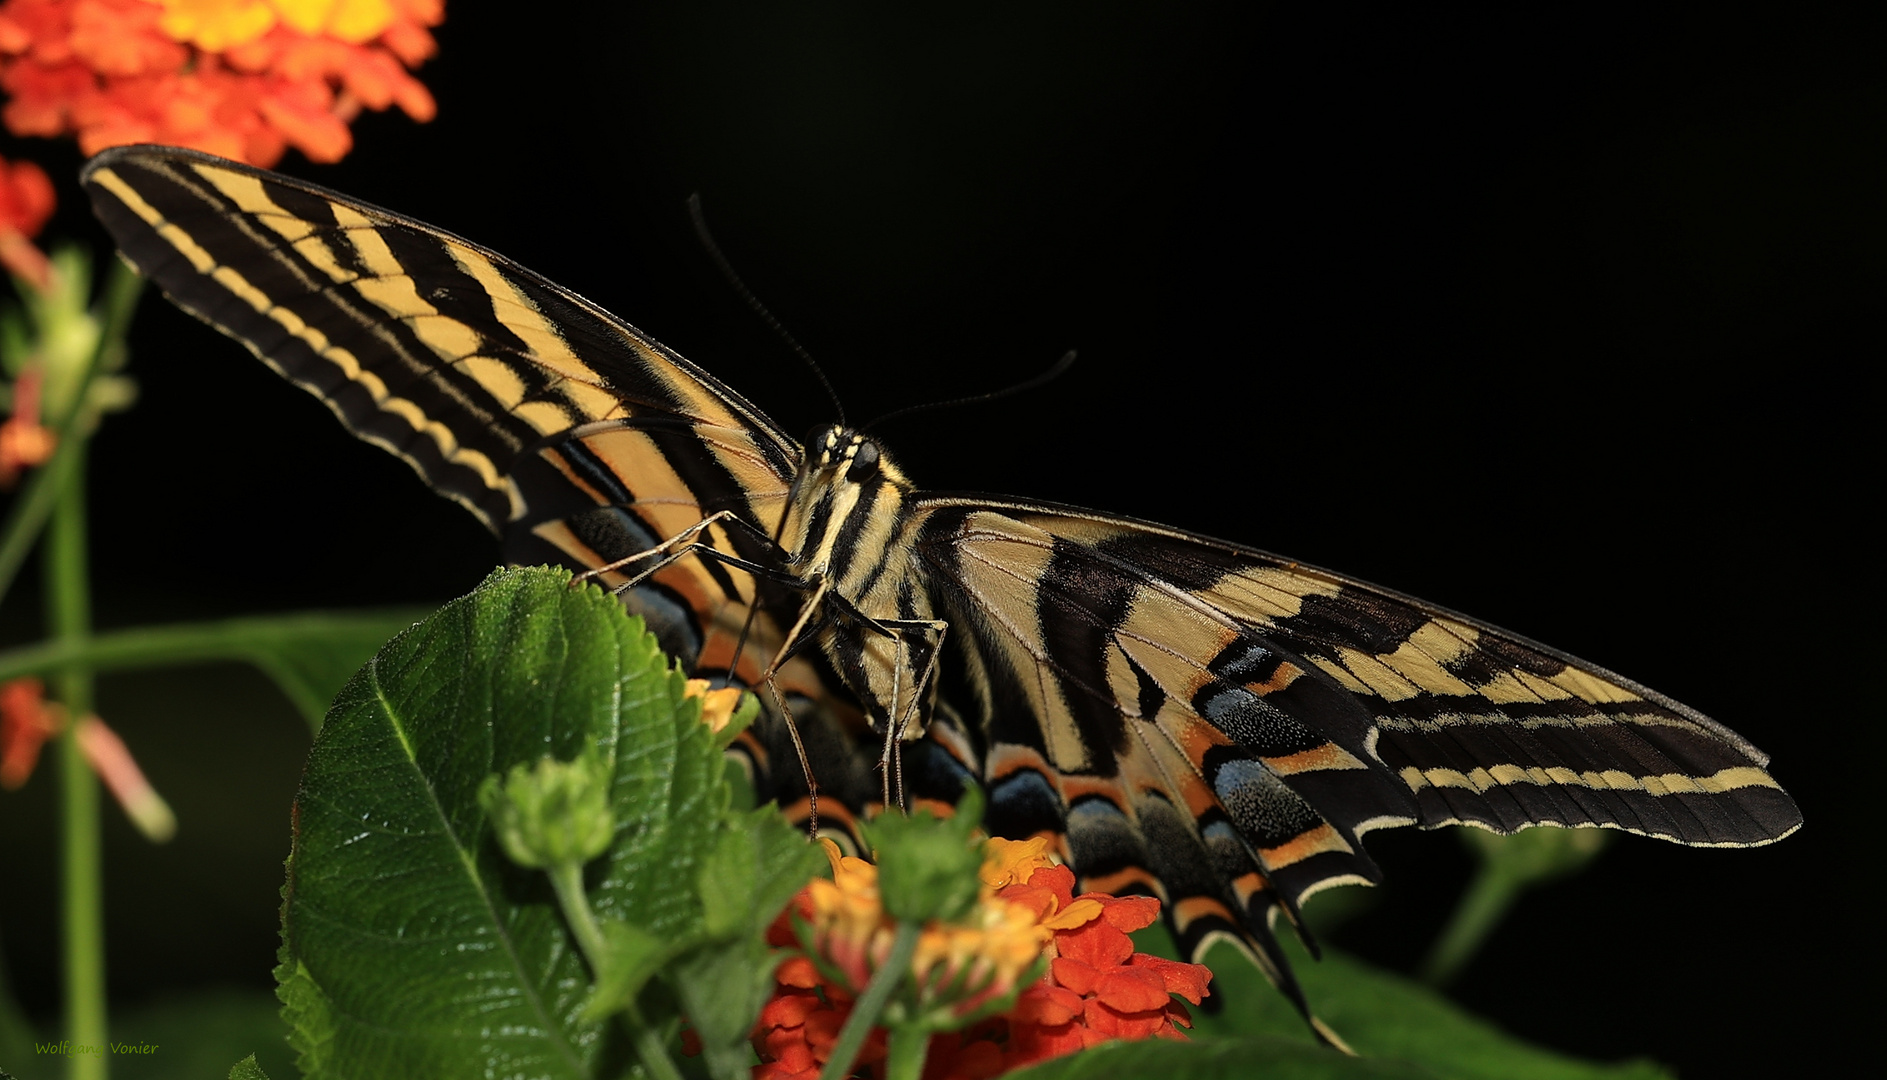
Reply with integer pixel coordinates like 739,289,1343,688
82,145,1802,1022
86,146,807,678
911,498,1799,966
81,144,965,846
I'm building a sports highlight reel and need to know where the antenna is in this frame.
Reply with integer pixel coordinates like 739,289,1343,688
688,194,846,425
863,350,1077,432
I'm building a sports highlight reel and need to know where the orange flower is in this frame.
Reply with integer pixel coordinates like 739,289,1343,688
749,838,1212,1079
0,0,442,166
683,678,744,735
0,150,52,287
0,677,59,788
0,364,56,484
997,864,1210,1069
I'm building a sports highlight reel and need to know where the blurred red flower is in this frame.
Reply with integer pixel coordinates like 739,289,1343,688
0,0,443,166
0,150,52,285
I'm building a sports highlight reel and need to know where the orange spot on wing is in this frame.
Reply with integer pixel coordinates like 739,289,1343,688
1257,823,1350,869
1247,660,1306,696
1170,896,1236,934
1261,742,1365,776
1081,866,1168,901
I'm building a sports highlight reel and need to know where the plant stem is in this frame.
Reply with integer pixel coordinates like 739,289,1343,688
0,259,141,608
546,862,684,1080
883,1023,932,1080
1419,865,1520,987
47,439,104,1080
622,1003,686,1080
820,920,922,1080
546,861,608,968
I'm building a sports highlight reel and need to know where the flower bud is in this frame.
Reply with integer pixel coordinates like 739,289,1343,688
478,752,614,870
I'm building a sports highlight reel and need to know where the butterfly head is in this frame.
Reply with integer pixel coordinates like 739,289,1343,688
801,425,912,489
781,426,915,577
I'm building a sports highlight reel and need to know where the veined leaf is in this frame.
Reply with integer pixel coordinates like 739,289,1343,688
275,567,732,1079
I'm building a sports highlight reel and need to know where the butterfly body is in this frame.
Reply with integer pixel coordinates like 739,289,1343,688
80,144,1803,1022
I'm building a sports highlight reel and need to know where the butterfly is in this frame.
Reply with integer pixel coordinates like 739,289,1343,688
82,144,1803,1030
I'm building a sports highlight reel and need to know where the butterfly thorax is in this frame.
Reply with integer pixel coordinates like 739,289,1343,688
780,426,940,738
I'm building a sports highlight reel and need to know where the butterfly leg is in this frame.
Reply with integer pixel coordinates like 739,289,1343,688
570,509,745,591
879,619,949,812
754,577,834,837
573,514,832,837
819,597,950,813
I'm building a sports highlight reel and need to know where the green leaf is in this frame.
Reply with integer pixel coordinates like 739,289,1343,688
669,938,779,1080
698,807,823,942
672,808,821,1078
0,609,429,730
1140,926,1671,1080
865,786,985,924
227,1054,270,1080
276,566,731,1079
1002,1035,1436,1079
582,920,678,1022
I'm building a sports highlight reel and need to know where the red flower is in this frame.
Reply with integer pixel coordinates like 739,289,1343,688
0,677,59,788
746,848,1212,1079
0,0,443,166
0,150,52,287
996,865,1210,1071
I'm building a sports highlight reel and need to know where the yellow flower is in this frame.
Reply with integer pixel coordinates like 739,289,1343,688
795,834,1054,1020
155,0,277,50
911,891,1049,1006
979,834,1057,890
681,678,743,734
270,0,392,44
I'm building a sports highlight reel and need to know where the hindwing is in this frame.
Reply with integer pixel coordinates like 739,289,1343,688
911,497,1800,962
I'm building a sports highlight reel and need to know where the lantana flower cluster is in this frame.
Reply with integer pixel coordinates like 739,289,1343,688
754,835,1212,1080
0,0,444,167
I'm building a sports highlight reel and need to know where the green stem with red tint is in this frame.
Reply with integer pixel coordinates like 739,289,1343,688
46,437,104,1080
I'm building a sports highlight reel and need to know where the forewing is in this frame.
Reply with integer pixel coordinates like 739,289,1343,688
81,145,911,853
81,144,799,538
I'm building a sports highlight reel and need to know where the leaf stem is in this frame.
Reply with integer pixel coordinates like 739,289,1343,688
47,438,104,1080
623,1003,687,1080
547,861,685,1080
820,920,922,1080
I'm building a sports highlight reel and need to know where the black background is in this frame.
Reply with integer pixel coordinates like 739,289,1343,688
1,3,1877,1076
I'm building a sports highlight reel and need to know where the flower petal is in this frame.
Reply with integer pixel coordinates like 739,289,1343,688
1097,894,1161,933
1056,920,1133,968
1011,984,1084,1026
1049,956,1099,997
1129,954,1213,1004
1095,965,1169,1013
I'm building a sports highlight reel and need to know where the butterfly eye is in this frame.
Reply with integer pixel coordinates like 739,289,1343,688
846,441,880,482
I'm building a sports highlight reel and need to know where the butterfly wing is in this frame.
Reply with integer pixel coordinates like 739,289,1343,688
81,145,883,817
912,496,1801,973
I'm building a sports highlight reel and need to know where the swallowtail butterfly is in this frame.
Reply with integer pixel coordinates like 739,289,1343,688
82,144,1802,1026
